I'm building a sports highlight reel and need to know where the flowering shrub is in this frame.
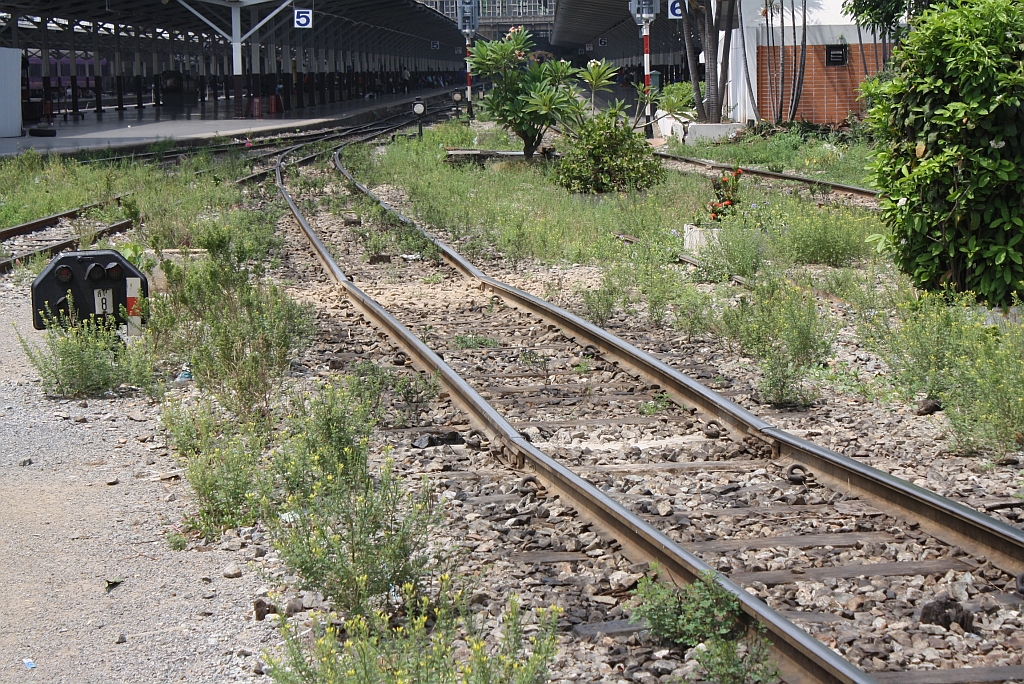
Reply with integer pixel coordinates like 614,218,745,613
707,168,742,222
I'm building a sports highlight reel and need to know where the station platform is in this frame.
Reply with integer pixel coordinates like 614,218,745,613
0,88,456,157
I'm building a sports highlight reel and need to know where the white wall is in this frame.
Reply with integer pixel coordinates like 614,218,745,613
0,47,22,137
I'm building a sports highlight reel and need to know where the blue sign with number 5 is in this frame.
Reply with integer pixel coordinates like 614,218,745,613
668,0,683,18
294,9,313,28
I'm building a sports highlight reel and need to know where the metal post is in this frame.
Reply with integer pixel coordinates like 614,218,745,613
93,23,103,113
115,25,125,111
643,19,652,138
42,17,52,121
231,4,244,117
134,29,143,108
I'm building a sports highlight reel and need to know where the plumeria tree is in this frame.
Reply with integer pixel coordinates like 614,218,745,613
468,27,579,159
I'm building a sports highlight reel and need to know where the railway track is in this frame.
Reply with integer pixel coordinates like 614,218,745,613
269,130,1024,683
0,102,452,275
653,151,878,199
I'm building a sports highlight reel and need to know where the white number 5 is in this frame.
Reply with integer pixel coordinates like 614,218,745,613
294,9,312,29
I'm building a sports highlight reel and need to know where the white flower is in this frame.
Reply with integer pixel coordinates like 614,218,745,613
990,139,1006,149
588,59,600,67
897,197,908,207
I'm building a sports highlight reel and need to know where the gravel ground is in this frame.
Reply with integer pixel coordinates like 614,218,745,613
0,282,278,683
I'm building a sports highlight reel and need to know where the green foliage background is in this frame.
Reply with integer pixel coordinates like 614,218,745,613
865,0,1024,306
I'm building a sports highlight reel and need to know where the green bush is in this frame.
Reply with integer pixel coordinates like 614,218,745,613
19,304,155,397
163,401,270,536
554,112,666,194
863,291,1024,455
274,379,376,499
864,0,1024,306
694,632,779,684
182,427,270,537
468,29,579,159
270,595,560,684
631,569,744,648
722,279,835,405
631,569,778,684
271,461,437,615
150,258,314,419
673,285,718,341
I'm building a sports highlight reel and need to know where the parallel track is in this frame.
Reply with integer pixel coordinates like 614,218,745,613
267,128,1024,682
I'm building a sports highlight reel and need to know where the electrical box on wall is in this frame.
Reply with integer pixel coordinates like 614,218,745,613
825,44,849,66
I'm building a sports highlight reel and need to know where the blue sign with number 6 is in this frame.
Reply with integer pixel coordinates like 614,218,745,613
668,0,683,18
294,9,312,28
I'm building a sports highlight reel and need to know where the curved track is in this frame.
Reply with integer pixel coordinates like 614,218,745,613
267,127,1024,683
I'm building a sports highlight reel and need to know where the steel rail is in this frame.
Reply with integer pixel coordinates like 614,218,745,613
0,218,134,274
0,195,126,242
654,151,878,198
332,141,1024,615
275,131,875,684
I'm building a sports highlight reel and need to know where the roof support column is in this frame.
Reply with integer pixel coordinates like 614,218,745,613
69,21,81,118
230,4,244,117
93,23,103,113
115,25,125,111
135,28,144,108
41,18,52,120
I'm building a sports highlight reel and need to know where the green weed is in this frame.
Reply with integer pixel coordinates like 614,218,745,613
721,279,834,405
270,594,560,684
632,568,779,684
453,334,500,349
18,303,155,397
639,392,673,415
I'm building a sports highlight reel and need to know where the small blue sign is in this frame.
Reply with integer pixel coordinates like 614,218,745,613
668,0,683,18
294,9,313,29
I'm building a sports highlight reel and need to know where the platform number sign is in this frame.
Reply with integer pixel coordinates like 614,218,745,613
668,0,685,18
294,8,313,29
599,37,608,46
431,40,439,50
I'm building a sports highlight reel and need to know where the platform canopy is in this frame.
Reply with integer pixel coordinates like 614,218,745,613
0,0,466,72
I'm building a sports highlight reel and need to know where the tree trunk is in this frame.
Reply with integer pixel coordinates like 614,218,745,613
787,0,807,121
786,0,799,120
737,0,760,122
704,0,721,123
776,1,786,123
856,22,869,77
522,132,542,159
717,0,738,119
766,3,779,122
680,0,709,122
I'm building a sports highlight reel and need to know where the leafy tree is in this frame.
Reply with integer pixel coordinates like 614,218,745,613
842,0,935,40
864,0,1024,306
468,28,579,159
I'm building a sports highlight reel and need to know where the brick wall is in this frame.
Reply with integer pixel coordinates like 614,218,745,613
756,42,889,124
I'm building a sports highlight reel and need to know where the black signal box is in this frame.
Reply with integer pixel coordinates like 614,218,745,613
31,250,149,331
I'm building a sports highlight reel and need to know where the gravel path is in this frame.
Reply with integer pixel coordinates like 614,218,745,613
0,285,276,683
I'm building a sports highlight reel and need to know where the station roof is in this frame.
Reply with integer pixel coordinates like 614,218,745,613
551,0,687,55
0,0,464,52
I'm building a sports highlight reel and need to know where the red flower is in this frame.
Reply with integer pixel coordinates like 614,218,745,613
723,200,732,206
